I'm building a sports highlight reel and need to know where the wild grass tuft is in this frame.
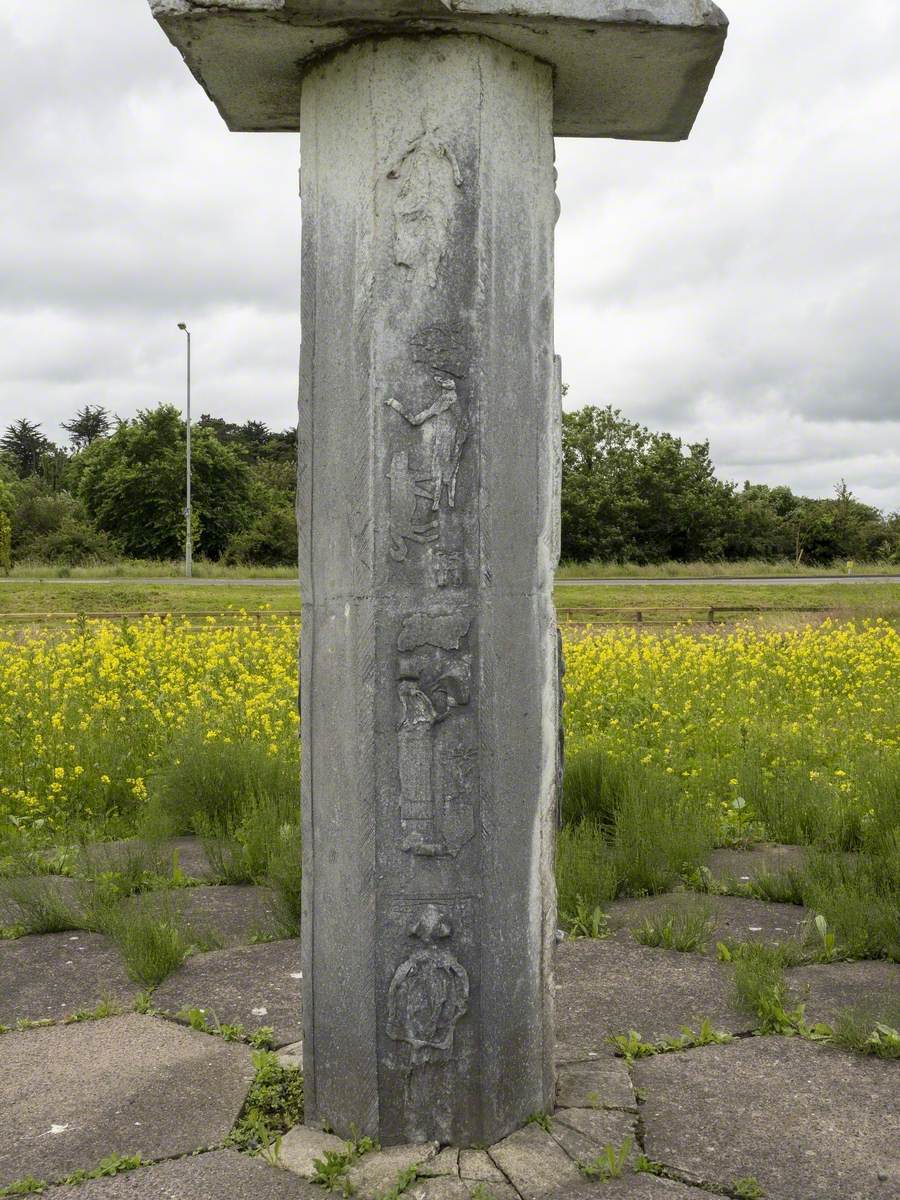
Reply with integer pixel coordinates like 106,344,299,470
633,904,716,953
0,877,82,935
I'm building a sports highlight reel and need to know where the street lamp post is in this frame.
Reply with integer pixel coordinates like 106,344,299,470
177,322,192,579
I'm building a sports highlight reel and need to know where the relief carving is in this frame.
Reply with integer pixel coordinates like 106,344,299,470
388,132,463,288
398,611,470,652
386,905,469,1066
431,550,463,589
396,613,475,859
385,374,469,511
387,449,439,562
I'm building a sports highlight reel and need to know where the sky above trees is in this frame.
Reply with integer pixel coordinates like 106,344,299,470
0,1,898,511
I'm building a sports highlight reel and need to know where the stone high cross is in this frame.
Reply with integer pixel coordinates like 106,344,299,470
149,0,727,1148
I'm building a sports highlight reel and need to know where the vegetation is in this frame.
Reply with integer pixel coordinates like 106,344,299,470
561,406,898,565
227,1050,304,1154
632,904,717,954
0,612,895,968
1,403,896,572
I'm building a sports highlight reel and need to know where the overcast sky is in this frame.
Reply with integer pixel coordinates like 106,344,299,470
1,1,898,510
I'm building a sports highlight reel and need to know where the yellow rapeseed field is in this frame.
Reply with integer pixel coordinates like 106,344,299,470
0,615,300,831
0,615,897,841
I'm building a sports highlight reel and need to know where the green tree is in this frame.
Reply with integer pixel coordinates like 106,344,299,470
560,406,735,563
77,405,252,560
61,405,112,452
1,419,52,478
0,511,11,574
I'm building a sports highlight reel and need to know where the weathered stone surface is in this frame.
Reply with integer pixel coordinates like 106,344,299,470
605,893,810,953
636,1039,900,1199
555,939,755,1061
119,884,286,946
706,842,807,884
543,1178,713,1200
279,1125,348,1179
278,1039,304,1069
149,1,728,140
151,939,302,1046
346,1144,440,1200
550,1108,635,1166
41,1150,321,1198
459,1150,507,1183
0,931,135,1026
488,1124,584,1200
0,1014,255,1187
787,960,900,1027
556,1059,634,1109
297,34,558,1147
407,1179,471,1200
462,1185,519,1200
419,1148,461,1177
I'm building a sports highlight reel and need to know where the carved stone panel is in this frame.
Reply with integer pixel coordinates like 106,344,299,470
379,897,478,1144
393,611,476,860
388,132,463,289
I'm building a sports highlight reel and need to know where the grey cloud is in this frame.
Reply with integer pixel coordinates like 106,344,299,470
0,0,898,509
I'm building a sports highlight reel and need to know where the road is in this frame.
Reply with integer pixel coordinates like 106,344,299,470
1,575,897,588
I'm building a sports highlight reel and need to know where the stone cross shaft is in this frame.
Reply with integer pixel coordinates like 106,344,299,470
150,0,727,1148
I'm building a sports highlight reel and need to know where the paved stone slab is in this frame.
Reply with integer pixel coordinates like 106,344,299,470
605,893,810,953
419,1148,461,1177
787,961,900,1026
550,1108,635,1165
462,1185,519,1200
279,1125,348,1179
0,1013,255,1187
556,1059,634,1109
636,1038,900,1199
0,931,135,1026
544,1178,713,1200
488,1124,584,1200
41,1149,321,1198
555,939,755,1061
408,1180,471,1200
707,842,807,884
78,837,215,881
278,1039,304,1069
119,884,285,947
151,939,302,1046
460,1150,507,1183
346,1144,439,1200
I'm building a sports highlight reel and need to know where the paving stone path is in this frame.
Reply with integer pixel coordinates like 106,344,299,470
1,843,897,1198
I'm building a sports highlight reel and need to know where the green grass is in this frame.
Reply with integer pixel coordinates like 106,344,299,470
87,894,221,987
632,904,716,953
0,877,82,935
227,1050,304,1154
556,750,716,927
10,557,897,582
556,559,899,580
1,580,898,624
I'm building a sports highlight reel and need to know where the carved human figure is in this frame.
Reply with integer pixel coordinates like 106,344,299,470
397,669,468,856
386,449,438,562
385,375,469,510
386,906,469,1067
388,132,463,289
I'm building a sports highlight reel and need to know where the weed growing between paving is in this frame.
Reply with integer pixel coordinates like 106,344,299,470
632,903,716,953
579,1136,633,1181
228,1051,304,1154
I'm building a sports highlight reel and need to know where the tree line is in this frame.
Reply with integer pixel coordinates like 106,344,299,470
0,403,897,570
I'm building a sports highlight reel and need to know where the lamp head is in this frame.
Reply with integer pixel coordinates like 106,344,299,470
177,322,188,332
